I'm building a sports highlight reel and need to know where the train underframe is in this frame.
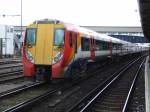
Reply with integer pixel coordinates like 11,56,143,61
24,52,144,82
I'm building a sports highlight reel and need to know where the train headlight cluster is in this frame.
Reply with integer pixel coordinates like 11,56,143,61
52,52,62,64
26,51,34,63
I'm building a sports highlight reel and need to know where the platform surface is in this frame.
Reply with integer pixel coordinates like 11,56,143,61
145,56,150,112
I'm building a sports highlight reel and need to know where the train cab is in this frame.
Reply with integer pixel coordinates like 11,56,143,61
22,19,67,81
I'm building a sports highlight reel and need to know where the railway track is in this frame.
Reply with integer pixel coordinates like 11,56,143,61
0,72,23,84
0,57,128,112
0,63,23,83
26,57,142,112
0,55,144,112
0,59,22,65
1,56,139,112
0,81,45,99
0,63,23,75
0,81,52,112
67,56,145,112
0,63,22,68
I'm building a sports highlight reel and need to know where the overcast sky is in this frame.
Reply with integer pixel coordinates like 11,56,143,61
0,0,141,26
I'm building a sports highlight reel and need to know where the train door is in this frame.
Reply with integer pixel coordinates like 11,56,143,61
69,31,75,59
63,31,77,66
72,32,78,60
68,31,77,58
74,33,78,54
90,37,95,60
35,24,53,65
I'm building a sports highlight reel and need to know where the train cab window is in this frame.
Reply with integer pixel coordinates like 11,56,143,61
54,29,64,46
81,37,90,51
26,28,36,46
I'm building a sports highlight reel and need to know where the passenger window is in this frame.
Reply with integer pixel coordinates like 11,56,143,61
54,29,64,46
102,41,108,50
95,40,102,50
81,37,90,51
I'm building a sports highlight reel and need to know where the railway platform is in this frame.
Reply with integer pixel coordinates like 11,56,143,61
145,56,150,112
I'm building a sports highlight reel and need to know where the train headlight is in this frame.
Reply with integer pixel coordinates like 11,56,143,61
52,52,62,64
26,51,34,63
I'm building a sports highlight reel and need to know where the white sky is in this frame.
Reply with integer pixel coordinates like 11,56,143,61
0,0,141,26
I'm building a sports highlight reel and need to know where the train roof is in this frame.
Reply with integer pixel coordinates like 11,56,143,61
33,19,132,45
64,22,131,45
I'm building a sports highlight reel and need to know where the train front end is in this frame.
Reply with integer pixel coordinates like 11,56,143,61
22,19,65,81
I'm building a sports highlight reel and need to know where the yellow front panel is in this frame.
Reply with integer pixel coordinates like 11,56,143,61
35,24,54,65
43,25,54,64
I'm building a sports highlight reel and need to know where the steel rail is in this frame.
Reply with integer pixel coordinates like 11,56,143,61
122,59,145,112
0,64,22,69
80,57,144,112
2,89,58,112
0,61,22,65
2,56,145,112
0,70,23,78
66,56,143,112
2,81,77,112
1,60,117,112
0,75,24,84
80,57,145,112
0,82,44,99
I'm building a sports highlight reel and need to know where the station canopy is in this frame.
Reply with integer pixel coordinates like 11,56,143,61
139,0,150,41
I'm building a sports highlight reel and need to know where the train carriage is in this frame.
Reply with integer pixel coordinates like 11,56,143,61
22,19,145,81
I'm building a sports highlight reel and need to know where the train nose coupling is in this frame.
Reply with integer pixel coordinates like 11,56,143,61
36,67,46,82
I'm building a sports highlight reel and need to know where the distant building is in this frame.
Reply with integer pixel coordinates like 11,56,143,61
14,26,26,35
83,26,148,43
0,25,14,57
82,26,143,36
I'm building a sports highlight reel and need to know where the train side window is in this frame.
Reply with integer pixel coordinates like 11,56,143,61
95,40,104,50
26,28,36,46
101,41,109,50
106,42,109,50
102,41,106,50
118,44,122,50
112,43,116,50
69,32,73,48
113,43,121,50
81,37,90,51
